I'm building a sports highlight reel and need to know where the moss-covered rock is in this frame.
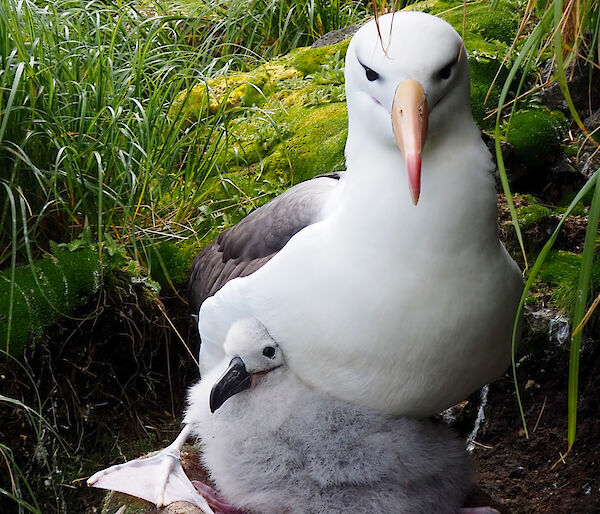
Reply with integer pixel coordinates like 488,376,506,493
262,103,348,184
539,250,600,314
506,108,568,166
289,40,350,75
516,203,554,228
413,0,520,48
0,248,102,355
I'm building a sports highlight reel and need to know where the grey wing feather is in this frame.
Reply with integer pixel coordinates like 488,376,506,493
188,173,341,313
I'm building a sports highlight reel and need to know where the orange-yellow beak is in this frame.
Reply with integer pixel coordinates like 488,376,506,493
391,79,429,205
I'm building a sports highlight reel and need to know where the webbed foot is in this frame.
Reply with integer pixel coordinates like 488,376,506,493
87,426,214,513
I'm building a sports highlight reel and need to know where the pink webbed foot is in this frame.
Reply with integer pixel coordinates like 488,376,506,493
87,426,214,513
192,480,246,514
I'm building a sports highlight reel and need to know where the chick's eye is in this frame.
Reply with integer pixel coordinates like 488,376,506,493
263,346,276,359
363,65,379,82
437,62,453,80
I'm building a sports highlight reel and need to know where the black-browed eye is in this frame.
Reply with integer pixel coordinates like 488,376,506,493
263,346,276,359
437,61,454,80
363,65,379,82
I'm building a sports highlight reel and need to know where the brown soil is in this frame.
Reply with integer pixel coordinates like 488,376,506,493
471,341,600,513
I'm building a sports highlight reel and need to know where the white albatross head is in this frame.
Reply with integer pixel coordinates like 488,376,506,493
345,12,472,205
209,318,284,412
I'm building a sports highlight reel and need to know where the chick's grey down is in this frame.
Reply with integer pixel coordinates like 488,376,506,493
184,319,474,514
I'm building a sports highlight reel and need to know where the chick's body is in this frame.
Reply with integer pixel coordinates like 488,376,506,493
185,366,473,514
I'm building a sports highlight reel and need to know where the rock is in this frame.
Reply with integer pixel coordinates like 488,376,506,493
538,58,600,117
161,501,204,513
524,379,539,390
311,24,361,47
577,108,600,179
522,305,571,351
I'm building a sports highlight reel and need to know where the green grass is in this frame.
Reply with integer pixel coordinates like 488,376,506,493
0,1,212,265
180,0,366,57
491,0,600,450
0,0,366,269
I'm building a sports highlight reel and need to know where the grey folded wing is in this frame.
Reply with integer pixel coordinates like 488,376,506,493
188,173,341,314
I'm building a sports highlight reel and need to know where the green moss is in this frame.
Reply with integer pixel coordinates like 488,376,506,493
0,248,102,355
468,3,519,44
539,250,600,312
242,73,270,107
506,108,567,166
563,143,579,157
469,56,507,129
288,39,350,75
223,115,293,168
414,0,520,46
555,202,587,217
149,240,203,289
263,103,348,184
516,204,554,227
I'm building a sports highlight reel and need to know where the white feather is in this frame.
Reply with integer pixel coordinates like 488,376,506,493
198,12,522,416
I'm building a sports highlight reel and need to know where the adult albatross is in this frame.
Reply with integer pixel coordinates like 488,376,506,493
190,11,523,415
88,11,522,510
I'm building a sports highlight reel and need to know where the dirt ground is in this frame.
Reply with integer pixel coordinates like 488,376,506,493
471,340,600,513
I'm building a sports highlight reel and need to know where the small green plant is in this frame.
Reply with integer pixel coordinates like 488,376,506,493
304,50,346,105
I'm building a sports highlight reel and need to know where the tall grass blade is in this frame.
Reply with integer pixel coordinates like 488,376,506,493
0,182,18,354
494,7,555,272
552,0,586,132
0,61,24,142
568,169,600,448
510,168,600,437
0,488,40,514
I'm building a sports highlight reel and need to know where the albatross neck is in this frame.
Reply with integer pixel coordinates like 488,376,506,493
336,114,498,247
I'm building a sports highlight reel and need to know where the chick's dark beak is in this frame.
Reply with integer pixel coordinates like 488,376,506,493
210,356,252,413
